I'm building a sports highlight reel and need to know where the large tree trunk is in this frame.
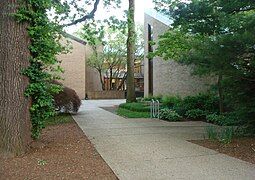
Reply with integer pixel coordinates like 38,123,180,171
0,0,32,157
126,0,136,102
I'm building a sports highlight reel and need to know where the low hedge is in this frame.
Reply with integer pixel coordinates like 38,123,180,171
119,102,150,112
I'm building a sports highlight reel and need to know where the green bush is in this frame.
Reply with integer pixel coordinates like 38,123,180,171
143,95,163,102
173,93,219,117
205,126,235,144
206,113,239,126
185,109,207,120
218,127,235,144
161,95,181,108
159,109,182,121
205,126,218,140
119,103,150,112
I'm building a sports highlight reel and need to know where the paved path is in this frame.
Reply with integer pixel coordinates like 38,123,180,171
73,100,255,180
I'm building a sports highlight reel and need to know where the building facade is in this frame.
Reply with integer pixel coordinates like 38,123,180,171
57,34,101,99
144,9,214,97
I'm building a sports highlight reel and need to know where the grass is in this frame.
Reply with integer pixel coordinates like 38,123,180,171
45,113,73,126
119,102,150,112
116,108,150,118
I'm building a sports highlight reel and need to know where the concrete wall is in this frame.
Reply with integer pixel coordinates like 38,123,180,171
57,38,86,99
144,11,215,97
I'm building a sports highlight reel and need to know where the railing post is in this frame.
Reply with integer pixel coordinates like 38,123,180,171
156,100,160,119
150,99,160,119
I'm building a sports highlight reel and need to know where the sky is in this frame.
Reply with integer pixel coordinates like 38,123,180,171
65,0,154,34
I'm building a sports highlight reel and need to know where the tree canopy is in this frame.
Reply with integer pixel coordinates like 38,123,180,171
152,0,255,131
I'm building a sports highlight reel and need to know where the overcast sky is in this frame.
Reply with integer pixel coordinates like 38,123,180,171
65,0,154,34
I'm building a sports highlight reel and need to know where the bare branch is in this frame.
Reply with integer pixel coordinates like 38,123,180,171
62,0,100,27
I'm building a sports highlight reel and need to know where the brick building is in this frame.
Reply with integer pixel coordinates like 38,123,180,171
144,9,214,97
57,34,101,99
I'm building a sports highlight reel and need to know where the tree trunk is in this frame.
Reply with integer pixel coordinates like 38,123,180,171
218,74,224,114
98,70,105,90
126,0,136,102
0,0,31,157
109,67,113,90
117,73,127,90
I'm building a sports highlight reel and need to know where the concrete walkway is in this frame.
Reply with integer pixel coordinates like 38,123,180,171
73,100,255,180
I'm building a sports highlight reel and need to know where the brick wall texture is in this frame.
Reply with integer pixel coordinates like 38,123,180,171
57,38,102,99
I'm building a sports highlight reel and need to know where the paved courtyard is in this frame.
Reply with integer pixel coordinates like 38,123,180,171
73,100,255,180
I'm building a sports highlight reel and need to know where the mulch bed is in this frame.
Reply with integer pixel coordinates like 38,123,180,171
190,138,255,164
0,120,118,180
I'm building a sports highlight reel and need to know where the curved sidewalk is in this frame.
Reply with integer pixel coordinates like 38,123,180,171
73,100,255,180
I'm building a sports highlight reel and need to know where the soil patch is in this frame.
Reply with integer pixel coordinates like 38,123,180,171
190,138,255,164
0,120,117,180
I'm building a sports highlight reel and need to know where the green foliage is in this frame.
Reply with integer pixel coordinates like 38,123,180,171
206,113,240,126
185,109,207,120
119,103,150,112
45,113,73,127
205,126,218,140
14,0,124,139
16,0,67,139
173,93,219,117
116,108,150,118
161,95,181,108
153,0,255,132
205,126,235,144
159,109,182,121
218,127,235,144
143,95,163,102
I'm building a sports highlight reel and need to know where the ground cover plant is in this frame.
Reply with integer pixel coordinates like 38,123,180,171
159,108,182,121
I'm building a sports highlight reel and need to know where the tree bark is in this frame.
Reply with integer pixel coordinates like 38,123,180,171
109,67,113,89
98,69,105,90
218,74,224,114
0,0,32,157
117,73,127,90
126,0,136,102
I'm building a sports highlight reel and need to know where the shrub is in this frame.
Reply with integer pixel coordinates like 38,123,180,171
173,93,219,117
53,81,81,113
161,95,181,108
206,113,239,126
185,109,207,120
205,126,218,140
119,102,150,112
159,109,182,121
205,126,235,144
218,127,235,144
143,95,163,102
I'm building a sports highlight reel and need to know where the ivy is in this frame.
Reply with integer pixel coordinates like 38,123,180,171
15,0,66,139
14,0,122,139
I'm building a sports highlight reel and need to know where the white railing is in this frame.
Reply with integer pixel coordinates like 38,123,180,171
150,99,160,119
